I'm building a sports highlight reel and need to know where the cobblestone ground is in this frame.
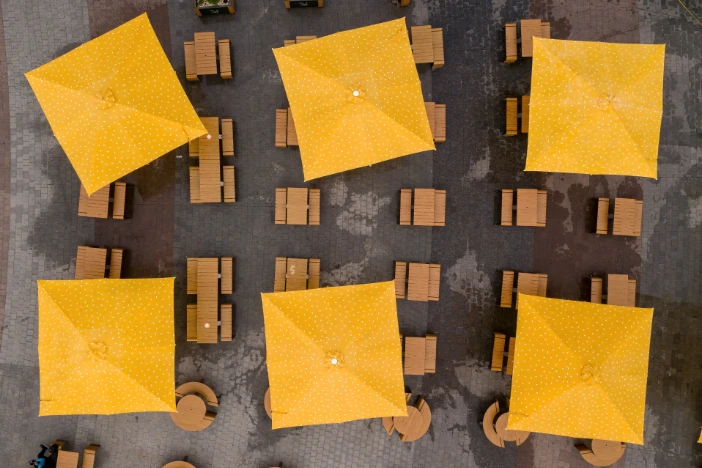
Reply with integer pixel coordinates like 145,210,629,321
0,0,700,467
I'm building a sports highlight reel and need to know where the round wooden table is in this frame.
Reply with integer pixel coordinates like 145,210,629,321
394,406,423,436
494,412,530,445
170,383,216,432
163,462,195,468
400,399,432,442
591,439,625,461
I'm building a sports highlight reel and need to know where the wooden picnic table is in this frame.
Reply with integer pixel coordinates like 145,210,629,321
196,258,219,344
198,117,222,203
194,32,218,75
613,198,643,237
56,450,80,468
78,185,110,219
75,246,107,279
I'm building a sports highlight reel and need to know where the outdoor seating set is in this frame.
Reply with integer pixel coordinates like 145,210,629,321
402,334,437,375
596,197,643,236
74,246,123,280
51,440,100,468
274,188,320,225
504,19,550,62
504,96,529,136
170,382,219,431
274,257,320,291
500,188,547,227
410,25,444,69
184,32,232,81
189,117,236,204
591,274,636,306
78,183,127,219
394,261,441,302
400,188,446,226
186,257,234,343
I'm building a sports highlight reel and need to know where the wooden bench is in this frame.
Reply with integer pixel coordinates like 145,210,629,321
184,41,198,81
82,445,100,468
308,258,320,289
112,182,126,219
500,189,514,226
521,96,530,133
596,198,610,234
482,401,505,447
220,304,233,341
425,102,446,142
108,248,123,279
491,332,506,371
505,98,518,136
394,261,407,299
504,23,517,63
221,118,234,156
223,166,236,203
428,264,441,301
221,257,233,294
400,189,412,225
189,167,201,203
505,337,516,375
431,28,444,69
274,188,320,225
275,109,288,147
500,270,514,307
78,184,110,219
424,334,437,373
218,39,232,79
274,257,287,292
590,277,603,303
187,304,197,341
286,108,298,146
275,188,287,224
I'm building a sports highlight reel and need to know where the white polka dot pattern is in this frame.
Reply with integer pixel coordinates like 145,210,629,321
525,38,665,179
37,278,176,416
507,294,654,445
25,13,207,195
261,281,407,429
273,18,435,181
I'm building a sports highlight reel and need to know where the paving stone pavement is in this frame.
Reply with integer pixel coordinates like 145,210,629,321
0,0,700,467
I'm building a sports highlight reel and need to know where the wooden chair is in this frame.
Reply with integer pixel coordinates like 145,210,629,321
505,337,516,375
590,277,603,303
218,39,232,79
500,270,514,307
220,257,233,294
82,445,100,468
404,336,426,375
504,24,517,63
399,189,412,225
220,304,233,341
394,261,407,299
491,332,506,371
286,108,298,146
596,198,610,234
505,98,518,136
221,118,234,156
521,96,530,133
431,28,444,69
187,305,197,342
112,182,126,219
501,189,514,226
275,109,288,148
223,166,236,203
108,248,123,279
184,41,198,81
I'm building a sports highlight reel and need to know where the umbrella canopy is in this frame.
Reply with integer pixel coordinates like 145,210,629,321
38,278,176,415
26,13,206,195
273,19,435,181
525,38,665,178
508,294,654,444
261,281,407,429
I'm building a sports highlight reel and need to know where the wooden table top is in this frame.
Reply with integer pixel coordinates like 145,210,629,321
286,188,309,225
520,19,544,57
75,246,107,280
56,450,80,468
78,184,109,219
400,399,432,442
393,406,423,436
407,263,430,302
413,189,436,226
591,439,625,461
197,117,222,203
194,32,217,75
285,257,308,291
495,412,530,445
163,462,196,468
613,198,642,237
607,274,635,307
176,395,206,425
516,189,538,226
196,258,218,343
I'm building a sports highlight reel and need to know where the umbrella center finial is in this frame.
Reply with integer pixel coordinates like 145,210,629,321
353,90,360,97
580,363,600,383
99,89,116,110
597,93,615,111
88,340,108,360
325,351,344,368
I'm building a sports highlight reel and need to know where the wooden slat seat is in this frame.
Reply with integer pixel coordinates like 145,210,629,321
431,28,444,69
296,35,317,43
308,189,320,225
491,332,506,371
75,246,107,280
220,304,233,341
596,198,610,234
434,104,446,142
218,39,232,79
184,41,198,81
521,96,530,133
505,98,518,136
628,279,637,307
308,258,320,289
108,248,123,279
425,102,436,138
187,257,198,294
187,304,197,341
283,39,296,47
274,257,287,292
286,108,298,146
504,23,517,63
223,166,236,203
175,381,218,406
78,184,110,219
275,109,288,148
505,337,516,375
434,190,446,227
591,277,603,303
483,401,505,447
220,257,233,294
633,200,643,237
399,189,412,225
404,336,426,375
520,19,543,58
189,167,201,204
221,118,234,156
189,136,199,156
500,270,514,308
411,25,434,64
82,445,100,468
501,189,514,226
428,264,441,301
112,182,126,219
541,22,551,38
424,334,437,373
275,188,287,224
194,32,218,75
394,261,407,299
536,189,547,227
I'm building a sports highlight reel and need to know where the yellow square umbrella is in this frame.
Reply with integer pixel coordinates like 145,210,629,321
261,281,407,429
273,19,435,181
26,13,206,195
37,278,176,415
525,38,665,178
508,294,654,444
